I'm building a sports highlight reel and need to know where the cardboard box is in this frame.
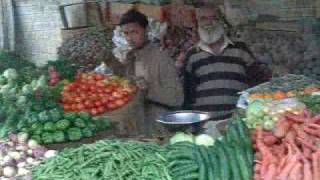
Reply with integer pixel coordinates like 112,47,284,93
136,4,171,22
107,2,135,25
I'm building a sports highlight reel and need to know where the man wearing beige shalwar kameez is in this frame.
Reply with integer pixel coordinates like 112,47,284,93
120,10,184,136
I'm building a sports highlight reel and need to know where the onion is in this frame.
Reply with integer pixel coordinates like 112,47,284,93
17,133,28,144
8,151,20,161
8,134,18,144
26,157,34,165
33,146,47,159
3,155,13,165
44,150,57,158
17,162,26,168
27,140,38,149
27,150,33,156
17,167,29,176
15,145,28,152
3,166,16,177
7,142,14,147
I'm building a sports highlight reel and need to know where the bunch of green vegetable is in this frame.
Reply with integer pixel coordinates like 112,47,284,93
167,119,253,180
245,74,320,94
299,94,320,115
32,140,171,180
18,112,110,144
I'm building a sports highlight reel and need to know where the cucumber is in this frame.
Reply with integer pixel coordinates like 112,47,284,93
199,146,214,180
216,142,230,180
176,172,199,180
195,147,207,180
208,148,221,180
167,151,195,161
169,159,196,169
235,145,251,180
225,145,242,180
173,164,199,177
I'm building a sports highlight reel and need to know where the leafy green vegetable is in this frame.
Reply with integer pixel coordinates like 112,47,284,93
78,112,90,121
55,119,71,131
49,108,62,121
81,128,93,138
67,128,82,141
74,118,86,128
31,135,42,143
64,112,77,121
41,132,54,144
53,131,65,143
170,132,194,145
194,134,215,147
43,122,56,132
38,111,50,122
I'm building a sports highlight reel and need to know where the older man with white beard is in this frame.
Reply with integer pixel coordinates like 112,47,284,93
183,4,258,135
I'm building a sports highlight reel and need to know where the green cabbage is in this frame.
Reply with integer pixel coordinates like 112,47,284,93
3,68,18,80
169,132,194,145
194,134,215,147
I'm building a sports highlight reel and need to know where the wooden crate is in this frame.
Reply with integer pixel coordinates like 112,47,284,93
136,4,171,22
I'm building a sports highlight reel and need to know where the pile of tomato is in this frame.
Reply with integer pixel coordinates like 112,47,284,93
61,73,137,116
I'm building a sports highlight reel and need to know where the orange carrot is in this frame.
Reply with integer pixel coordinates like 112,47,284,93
277,152,301,180
288,162,302,180
302,158,312,180
273,118,291,138
312,152,320,180
264,163,277,180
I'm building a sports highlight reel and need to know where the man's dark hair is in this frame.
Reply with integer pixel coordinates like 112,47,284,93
119,9,148,28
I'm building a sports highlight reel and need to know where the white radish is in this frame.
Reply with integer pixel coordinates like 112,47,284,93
17,167,29,176
3,166,16,177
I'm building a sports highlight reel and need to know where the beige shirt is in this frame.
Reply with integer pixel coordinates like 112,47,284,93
126,42,184,135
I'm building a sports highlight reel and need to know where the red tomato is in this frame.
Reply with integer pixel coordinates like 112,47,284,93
104,86,113,94
63,85,72,92
107,96,116,102
97,106,105,114
63,104,71,111
89,85,97,92
94,74,105,81
101,97,109,104
77,103,85,111
90,108,98,116
80,84,89,91
84,100,94,108
97,88,105,93
95,101,103,107
96,81,106,87
107,103,117,110
112,91,123,99
75,97,82,103
71,104,78,111
115,99,125,107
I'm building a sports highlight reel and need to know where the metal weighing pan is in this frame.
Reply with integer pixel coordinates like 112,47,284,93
156,110,214,133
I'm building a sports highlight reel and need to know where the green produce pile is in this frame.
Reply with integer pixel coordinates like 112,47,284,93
19,112,109,144
291,58,320,80
245,74,320,94
32,140,171,180
0,51,41,84
167,119,253,180
298,94,320,115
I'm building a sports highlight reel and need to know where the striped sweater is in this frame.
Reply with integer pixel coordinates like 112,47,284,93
183,44,254,120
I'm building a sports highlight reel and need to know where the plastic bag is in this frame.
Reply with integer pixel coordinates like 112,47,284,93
264,98,306,117
94,62,113,76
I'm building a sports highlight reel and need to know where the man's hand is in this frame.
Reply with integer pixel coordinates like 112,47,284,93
133,76,148,90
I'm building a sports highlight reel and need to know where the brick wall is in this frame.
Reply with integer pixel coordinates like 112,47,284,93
13,0,85,66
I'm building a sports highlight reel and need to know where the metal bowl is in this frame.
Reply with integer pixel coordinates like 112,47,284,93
156,111,212,133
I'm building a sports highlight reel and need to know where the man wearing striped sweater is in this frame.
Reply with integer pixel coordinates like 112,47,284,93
183,4,255,134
